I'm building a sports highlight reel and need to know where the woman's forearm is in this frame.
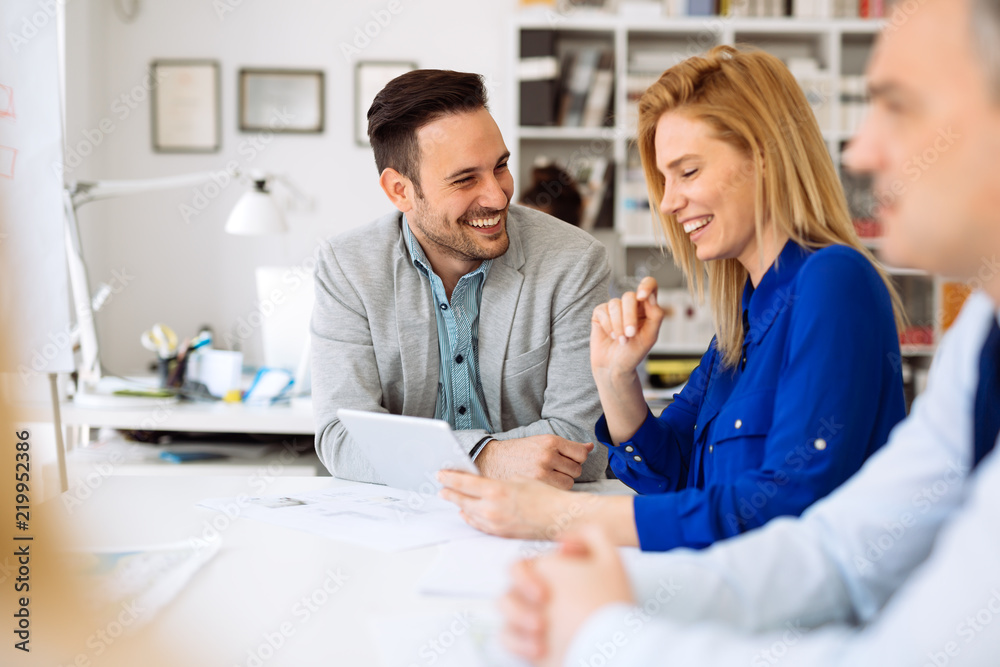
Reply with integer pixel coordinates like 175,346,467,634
570,494,640,547
594,368,649,446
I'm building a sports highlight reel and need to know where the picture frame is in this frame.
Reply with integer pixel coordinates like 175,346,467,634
238,68,325,134
354,61,417,146
151,60,221,153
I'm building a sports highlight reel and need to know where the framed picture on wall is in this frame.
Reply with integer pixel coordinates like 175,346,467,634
238,69,325,133
354,61,416,146
151,60,221,153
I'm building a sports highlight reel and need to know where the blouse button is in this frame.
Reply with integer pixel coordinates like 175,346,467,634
708,444,714,453
735,419,743,429
633,455,642,462
814,438,828,451
625,445,634,453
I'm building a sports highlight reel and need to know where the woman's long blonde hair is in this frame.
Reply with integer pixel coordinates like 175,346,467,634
637,45,904,368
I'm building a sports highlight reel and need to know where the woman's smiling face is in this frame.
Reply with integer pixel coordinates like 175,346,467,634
654,112,762,271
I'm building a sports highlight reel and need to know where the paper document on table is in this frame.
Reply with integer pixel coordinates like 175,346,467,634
61,539,221,628
418,536,556,598
199,483,481,552
370,608,529,667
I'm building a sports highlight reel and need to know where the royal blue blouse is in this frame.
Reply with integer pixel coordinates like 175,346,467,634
597,241,907,551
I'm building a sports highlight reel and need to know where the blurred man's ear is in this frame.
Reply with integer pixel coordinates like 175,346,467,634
379,168,417,213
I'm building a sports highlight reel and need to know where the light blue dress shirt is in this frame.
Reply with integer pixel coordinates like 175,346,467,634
403,218,494,436
566,291,1000,666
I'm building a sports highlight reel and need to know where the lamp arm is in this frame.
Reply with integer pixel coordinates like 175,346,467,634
69,167,245,208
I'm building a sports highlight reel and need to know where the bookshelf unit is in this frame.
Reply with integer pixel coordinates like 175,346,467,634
510,12,959,391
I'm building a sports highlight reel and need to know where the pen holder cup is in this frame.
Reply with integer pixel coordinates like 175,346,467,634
157,356,177,388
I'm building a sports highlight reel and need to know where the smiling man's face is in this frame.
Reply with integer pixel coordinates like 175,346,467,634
406,108,514,264
845,0,1000,282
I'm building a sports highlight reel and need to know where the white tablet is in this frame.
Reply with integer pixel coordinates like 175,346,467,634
336,409,480,493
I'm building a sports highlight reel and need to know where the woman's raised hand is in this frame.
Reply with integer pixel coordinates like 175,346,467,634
590,276,664,378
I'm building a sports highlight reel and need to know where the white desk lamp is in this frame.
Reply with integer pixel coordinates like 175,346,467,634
64,168,302,407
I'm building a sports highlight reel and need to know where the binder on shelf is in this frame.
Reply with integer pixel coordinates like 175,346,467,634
582,51,614,128
664,0,687,15
579,159,614,231
519,30,559,127
688,0,716,16
558,47,601,127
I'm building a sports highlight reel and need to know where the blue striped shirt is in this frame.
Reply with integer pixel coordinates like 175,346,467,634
403,218,494,434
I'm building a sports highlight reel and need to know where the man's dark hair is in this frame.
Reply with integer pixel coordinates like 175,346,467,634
366,69,489,194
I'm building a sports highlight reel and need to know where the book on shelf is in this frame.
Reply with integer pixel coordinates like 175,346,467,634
513,0,884,16
575,157,614,230
582,51,614,128
519,30,559,127
650,0,884,16
940,282,973,333
663,0,687,15
557,47,611,127
840,74,869,135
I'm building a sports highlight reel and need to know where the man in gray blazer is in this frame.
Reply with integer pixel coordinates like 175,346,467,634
312,69,609,488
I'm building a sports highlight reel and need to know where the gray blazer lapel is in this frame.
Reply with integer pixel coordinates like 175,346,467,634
478,223,526,430
393,233,439,418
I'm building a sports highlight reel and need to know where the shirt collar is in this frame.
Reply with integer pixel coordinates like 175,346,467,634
741,240,812,343
402,214,493,283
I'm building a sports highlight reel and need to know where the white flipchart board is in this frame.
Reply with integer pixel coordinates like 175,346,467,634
0,2,73,379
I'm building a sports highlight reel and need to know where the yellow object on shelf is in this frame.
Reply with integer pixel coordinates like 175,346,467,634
646,358,701,387
223,389,243,403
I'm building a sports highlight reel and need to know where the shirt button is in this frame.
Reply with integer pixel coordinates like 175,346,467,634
624,445,634,453
735,419,743,429
709,444,714,453
455,354,464,363
814,438,827,450
440,303,448,311
457,406,467,415
633,455,642,462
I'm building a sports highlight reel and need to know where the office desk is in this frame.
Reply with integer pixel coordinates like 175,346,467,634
54,475,633,666
59,396,316,442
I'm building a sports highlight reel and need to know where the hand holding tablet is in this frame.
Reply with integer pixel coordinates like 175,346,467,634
336,409,480,494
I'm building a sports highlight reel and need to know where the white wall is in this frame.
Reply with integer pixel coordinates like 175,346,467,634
65,0,519,374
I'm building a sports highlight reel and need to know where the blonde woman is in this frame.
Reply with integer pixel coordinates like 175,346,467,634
439,45,906,551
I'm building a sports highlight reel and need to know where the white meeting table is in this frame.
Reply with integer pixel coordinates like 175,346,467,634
50,475,633,666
